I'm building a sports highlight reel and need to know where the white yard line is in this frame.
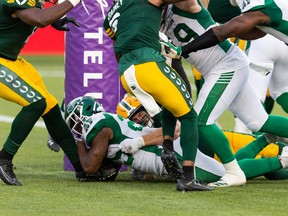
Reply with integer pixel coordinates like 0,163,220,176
40,70,64,78
0,114,46,128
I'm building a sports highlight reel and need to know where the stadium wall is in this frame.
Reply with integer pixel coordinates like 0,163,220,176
21,3,64,55
21,27,64,55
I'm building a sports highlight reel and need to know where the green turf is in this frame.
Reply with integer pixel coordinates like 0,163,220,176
0,56,287,216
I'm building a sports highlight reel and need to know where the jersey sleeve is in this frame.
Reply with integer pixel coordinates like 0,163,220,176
3,0,43,11
83,113,118,146
104,17,117,41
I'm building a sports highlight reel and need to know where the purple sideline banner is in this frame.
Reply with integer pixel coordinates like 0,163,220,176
64,0,125,171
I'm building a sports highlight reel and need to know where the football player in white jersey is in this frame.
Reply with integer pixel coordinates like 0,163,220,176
206,0,288,133
160,1,288,187
167,0,288,55
65,96,288,189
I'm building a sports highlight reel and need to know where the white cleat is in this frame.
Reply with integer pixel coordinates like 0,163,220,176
279,146,288,169
207,170,246,187
208,159,246,187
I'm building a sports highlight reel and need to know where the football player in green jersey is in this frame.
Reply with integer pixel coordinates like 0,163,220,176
104,0,212,191
0,0,101,186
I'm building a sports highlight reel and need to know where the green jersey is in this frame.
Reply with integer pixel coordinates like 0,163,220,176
0,0,43,60
104,0,166,74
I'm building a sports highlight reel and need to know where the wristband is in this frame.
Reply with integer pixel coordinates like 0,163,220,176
68,0,80,7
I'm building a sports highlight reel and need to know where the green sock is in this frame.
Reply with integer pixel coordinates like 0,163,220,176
235,134,268,160
276,92,288,113
161,108,176,138
178,109,198,161
42,105,80,167
238,157,281,179
195,166,221,183
260,115,288,137
3,99,46,156
199,124,235,164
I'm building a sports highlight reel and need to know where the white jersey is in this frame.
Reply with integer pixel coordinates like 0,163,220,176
162,4,249,76
81,112,224,180
235,0,288,43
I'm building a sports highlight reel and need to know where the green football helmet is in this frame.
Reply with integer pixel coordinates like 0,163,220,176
65,95,105,140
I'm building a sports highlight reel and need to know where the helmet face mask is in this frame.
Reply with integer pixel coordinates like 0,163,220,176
65,96,105,140
116,95,154,127
130,108,154,127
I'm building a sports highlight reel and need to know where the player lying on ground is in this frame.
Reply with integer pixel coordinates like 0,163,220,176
65,95,288,189
117,95,288,181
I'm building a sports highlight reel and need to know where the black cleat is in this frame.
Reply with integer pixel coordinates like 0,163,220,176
0,159,22,186
76,160,121,182
177,178,213,192
75,168,118,182
161,149,183,180
47,135,61,152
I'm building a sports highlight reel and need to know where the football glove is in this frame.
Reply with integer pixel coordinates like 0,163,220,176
159,40,182,59
51,17,80,31
119,137,145,154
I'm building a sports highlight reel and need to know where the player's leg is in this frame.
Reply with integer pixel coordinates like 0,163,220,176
0,57,48,186
18,57,88,180
268,40,288,114
47,99,64,152
195,68,247,187
121,61,212,191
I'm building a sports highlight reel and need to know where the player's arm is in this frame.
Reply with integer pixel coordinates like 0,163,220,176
77,127,112,174
181,11,269,54
119,125,180,154
12,0,79,27
142,128,164,146
213,11,269,41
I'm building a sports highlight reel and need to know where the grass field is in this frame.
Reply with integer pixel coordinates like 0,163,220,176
0,56,288,216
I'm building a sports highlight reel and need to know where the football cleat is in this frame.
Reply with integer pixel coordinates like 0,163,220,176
76,159,121,182
161,149,183,180
0,159,22,186
279,146,288,169
208,169,246,187
47,134,61,152
177,178,213,191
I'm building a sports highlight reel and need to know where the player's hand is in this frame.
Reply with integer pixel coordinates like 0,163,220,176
51,17,80,31
119,137,145,154
159,40,182,59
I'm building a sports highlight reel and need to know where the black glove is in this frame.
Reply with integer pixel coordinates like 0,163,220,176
51,17,80,31
75,159,121,182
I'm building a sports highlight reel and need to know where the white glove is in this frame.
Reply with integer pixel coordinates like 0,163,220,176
159,40,182,59
119,137,145,154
